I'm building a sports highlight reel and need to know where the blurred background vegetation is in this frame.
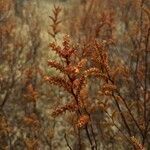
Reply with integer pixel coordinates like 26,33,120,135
0,0,149,149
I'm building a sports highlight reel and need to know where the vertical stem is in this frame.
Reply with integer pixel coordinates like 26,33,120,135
64,133,73,150
142,27,150,145
66,57,94,149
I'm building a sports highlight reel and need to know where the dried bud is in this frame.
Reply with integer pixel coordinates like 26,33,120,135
76,115,89,128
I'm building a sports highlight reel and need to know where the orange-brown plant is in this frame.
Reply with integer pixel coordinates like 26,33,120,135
46,0,150,149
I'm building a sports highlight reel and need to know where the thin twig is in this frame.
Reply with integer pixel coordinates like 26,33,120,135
64,133,73,150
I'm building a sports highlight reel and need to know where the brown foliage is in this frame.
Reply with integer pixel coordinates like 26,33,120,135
46,1,150,149
0,0,149,149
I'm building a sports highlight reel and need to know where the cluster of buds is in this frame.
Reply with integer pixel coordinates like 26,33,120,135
101,83,117,95
77,59,87,70
84,68,101,77
48,60,65,73
76,115,90,128
44,76,72,93
49,42,64,58
49,35,75,59
65,65,79,75
52,103,78,117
